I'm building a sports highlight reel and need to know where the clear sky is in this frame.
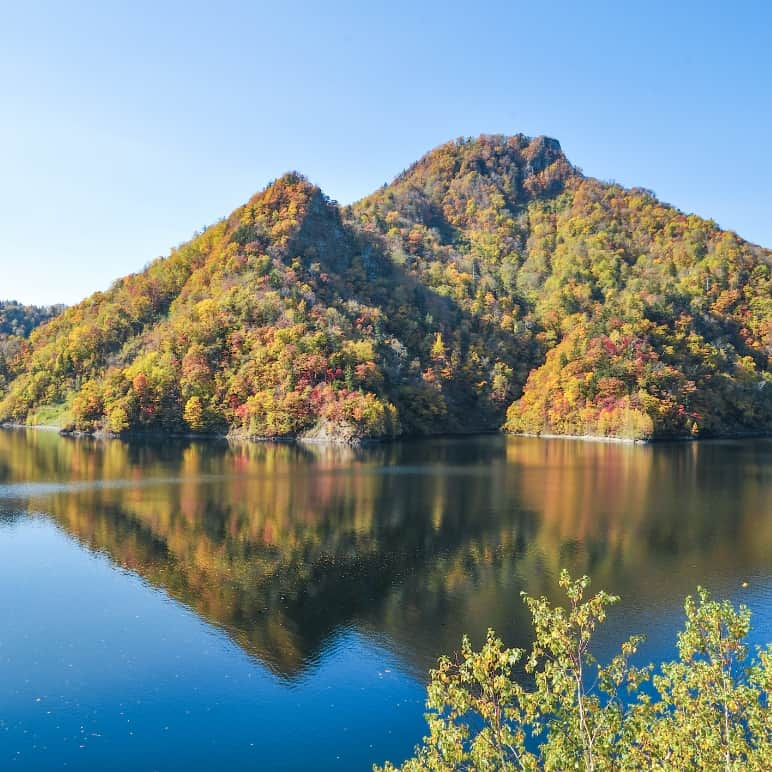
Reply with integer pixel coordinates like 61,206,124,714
2,0,770,306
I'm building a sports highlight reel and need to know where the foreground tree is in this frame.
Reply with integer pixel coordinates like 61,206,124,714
377,572,770,771
624,589,771,770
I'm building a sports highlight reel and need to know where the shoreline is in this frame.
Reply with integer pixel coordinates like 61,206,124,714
2,422,769,446
512,430,772,444
513,432,647,445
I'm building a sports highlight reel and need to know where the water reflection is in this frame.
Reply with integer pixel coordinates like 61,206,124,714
0,430,770,678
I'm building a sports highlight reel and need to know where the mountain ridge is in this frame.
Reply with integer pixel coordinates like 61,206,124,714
1,134,769,442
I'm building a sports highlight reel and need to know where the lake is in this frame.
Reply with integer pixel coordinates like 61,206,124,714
0,430,769,770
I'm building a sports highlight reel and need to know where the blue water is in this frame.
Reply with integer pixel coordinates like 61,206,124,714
0,432,769,769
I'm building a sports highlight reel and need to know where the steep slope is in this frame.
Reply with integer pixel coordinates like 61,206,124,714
1,135,769,441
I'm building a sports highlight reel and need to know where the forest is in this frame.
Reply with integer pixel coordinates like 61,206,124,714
0,135,769,441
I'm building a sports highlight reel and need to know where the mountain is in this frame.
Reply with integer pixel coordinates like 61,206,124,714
1,135,769,441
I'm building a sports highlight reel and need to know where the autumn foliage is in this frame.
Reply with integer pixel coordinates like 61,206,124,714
0,136,769,441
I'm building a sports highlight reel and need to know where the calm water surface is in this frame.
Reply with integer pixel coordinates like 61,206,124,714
0,431,770,770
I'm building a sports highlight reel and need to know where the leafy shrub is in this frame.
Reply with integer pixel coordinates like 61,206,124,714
378,572,770,771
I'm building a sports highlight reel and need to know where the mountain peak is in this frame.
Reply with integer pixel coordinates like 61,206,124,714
243,171,322,213
353,133,576,232
226,172,341,257
402,132,571,179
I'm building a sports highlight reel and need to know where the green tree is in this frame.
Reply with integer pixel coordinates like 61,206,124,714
377,573,770,771
624,588,772,770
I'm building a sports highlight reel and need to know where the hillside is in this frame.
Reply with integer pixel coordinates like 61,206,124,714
0,135,769,441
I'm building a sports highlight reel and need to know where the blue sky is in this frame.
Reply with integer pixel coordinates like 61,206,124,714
2,0,770,305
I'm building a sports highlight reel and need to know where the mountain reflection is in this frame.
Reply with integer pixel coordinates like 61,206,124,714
1,430,769,678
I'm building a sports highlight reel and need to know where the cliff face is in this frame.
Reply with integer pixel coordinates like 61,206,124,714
1,135,769,441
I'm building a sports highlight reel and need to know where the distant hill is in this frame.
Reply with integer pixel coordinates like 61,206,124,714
1,135,769,441
0,300,64,395
0,300,64,339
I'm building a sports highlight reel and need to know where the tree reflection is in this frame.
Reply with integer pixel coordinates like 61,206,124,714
0,430,769,678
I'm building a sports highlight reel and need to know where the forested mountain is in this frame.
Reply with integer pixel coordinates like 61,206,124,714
0,135,769,440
